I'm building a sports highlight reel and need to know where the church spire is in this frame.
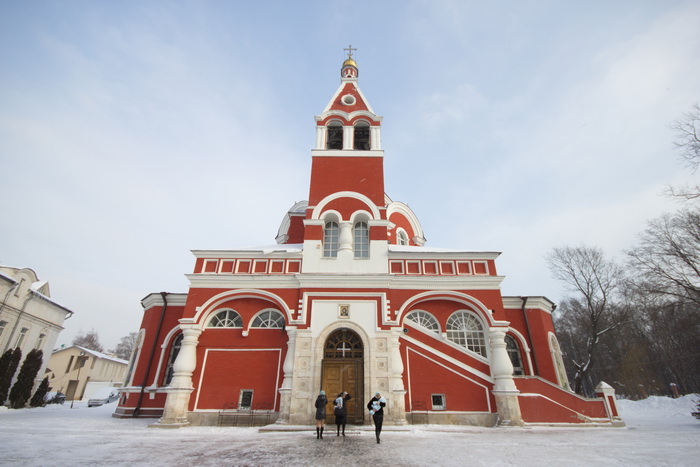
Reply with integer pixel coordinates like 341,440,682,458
341,44,358,79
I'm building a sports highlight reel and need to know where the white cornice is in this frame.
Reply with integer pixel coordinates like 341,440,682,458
141,292,189,310
311,149,384,158
191,248,303,259
388,249,501,260
389,275,505,290
186,274,302,289
185,272,505,291
502,296,555,313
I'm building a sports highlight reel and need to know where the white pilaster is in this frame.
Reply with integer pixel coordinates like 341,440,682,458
150,326,201,428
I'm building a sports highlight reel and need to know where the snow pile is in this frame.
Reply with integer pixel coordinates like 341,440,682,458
618,394,698,423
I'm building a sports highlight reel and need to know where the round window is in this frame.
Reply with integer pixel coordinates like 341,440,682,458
341,94,356,106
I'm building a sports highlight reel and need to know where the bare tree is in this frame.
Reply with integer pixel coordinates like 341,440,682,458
72,329,104,353
110,332,138,361
547,245,628,394
668,103,700,199
627,207,700,306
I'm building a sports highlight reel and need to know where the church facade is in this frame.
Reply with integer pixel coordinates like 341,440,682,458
114,53,622,428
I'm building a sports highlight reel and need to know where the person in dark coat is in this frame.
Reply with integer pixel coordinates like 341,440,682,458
367,392,386,444
314,390,328,439
334,391,351,436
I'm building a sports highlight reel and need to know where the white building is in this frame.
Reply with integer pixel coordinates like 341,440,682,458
0,266,74,400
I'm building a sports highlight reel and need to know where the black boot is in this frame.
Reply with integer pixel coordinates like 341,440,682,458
337,426,340,436
316,427,320,439
342,425,345,436
320,427,324,439
376,433,380,444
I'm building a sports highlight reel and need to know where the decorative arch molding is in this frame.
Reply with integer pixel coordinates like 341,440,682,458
316,321,371,353
387,201,425,246
149,325,184,388
316,110,382,125
311,191,381,221
506,328,533,376
191,289,293,328
243,308,286,336
549,332,570,390
395,291,506,328
349,209,372,224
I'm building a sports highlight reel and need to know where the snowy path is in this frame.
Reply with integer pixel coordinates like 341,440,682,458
0,396,698,466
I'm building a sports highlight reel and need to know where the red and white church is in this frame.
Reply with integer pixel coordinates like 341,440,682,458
114,51,622,428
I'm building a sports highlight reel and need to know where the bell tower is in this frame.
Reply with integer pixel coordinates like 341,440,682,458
302,47,390,273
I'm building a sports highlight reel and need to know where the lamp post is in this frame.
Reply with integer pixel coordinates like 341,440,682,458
70,351,86,409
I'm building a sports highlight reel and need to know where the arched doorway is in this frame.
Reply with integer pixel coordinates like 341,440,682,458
321,328,364,424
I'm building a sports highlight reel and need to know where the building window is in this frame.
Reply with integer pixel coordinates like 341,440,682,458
446,311,487,357
15,327,28,348
164,334,183,386
34,333,46,350
0,320,7,340
353,221,369,258
431,394,446,410
326,122,343,149
208,309,243,328
324,221,339,258
239,389,254,410
405,310,439,332
505,335,524,376
397,230,408,246
324,328,363,359
354,122,370,150
251,310,285,328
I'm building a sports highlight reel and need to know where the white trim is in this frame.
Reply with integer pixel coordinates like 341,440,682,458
311,191,381,220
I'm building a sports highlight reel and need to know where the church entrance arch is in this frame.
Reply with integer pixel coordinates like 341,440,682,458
321,328,364,424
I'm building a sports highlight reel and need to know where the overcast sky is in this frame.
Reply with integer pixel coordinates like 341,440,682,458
1,1,698,350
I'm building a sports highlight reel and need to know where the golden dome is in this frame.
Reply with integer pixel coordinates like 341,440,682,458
343,58,357,68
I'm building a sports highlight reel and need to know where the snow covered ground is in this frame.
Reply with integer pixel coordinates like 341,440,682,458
1,395,698,466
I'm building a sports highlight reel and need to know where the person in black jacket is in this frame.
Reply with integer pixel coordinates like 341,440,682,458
367,392,386,444
314,390,327,439
334,391,351,436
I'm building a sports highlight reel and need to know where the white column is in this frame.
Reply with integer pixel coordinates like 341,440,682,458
338,221,353,258
489,328,523,426
389,328,407,424
316,126,326,149
343,126,353,150
371,127,381,150
277,328,297,424
151,326,201,428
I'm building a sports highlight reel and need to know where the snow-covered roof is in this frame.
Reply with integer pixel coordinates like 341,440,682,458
52,345,128,365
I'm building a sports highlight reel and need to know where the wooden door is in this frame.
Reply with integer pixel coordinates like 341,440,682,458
321,360,363,424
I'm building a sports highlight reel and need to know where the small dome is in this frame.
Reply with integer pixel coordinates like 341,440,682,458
343,58,357,68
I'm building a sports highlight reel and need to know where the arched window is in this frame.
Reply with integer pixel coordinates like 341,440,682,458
446,311,487,357
353,122,370,150
353,221,369,258
251,309,285,328
327,122,343,149
164,333,183,386
324,221,339,258
405,310,439,332
505,335,524,376
397,230,408,246
208,309,243,328
324,328,363,359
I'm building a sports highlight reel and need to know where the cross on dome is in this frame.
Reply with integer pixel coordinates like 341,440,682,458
344,44,357,60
